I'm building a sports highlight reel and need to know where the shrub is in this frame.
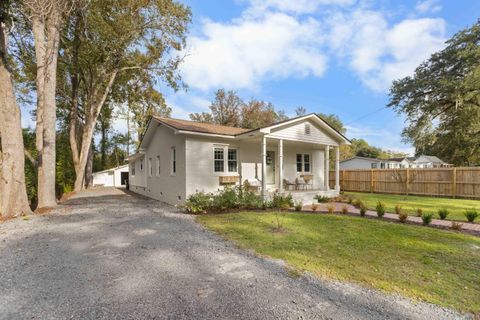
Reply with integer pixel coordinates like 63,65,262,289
352,199,362,208
347,196,354,204
341,205,349,214
359,203,367,216
376,201,386,218
184,192,212,214
240,189,263,209
416,208,423,217
438,208,449,220
464,209,479,223
451,221,463,231
211,187,240,211
421,213,434,225
315,195,331,203
294,201,303,212
311,203,319,211
326,204,335,214
398,211,409,223
394,204,402,215
271,193,294,210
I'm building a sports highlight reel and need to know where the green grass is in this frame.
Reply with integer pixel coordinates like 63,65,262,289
346,192,480,222
198,212,480,313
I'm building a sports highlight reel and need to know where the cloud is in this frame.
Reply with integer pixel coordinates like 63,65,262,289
182,12,327,91
327,10,446,91
415,0,442,14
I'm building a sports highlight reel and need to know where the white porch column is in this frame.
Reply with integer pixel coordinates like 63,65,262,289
324,145,330,190
261,135,267,199
335,146,340,191
278,139,284,193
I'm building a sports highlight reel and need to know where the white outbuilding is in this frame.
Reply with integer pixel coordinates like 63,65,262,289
92,164,129,187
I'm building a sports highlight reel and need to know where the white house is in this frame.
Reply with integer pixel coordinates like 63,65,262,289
127,114,350,205
341,155,451,170
340,157,381,169
92,164,129,187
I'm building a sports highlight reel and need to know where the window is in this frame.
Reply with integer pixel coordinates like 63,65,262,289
304,123,311,135
296,153,311,172
171,147,176,174
140,159,144,171
156,156,160,176
296,154,303,172
148,158,152,176
228,149,237,172
214,148,224,172
131,163,135,176
371,163,378,169
303,154,310,172
380,162,385,169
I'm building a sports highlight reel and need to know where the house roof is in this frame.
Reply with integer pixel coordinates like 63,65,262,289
414,155,446,164
386,157,411,162
340,156,381,163
152,116,250,136
93,164,129,174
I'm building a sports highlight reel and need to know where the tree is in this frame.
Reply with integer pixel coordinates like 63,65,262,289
240,99,285,129
0,1,32,217
190,89,242,126
60,0,191,191
318,113,346,134
388,21,480,166
23,0,74,208
295,106,306,116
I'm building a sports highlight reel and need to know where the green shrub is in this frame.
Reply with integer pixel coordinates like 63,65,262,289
294,201,303,212
438,208,449,220
376,201,386,218
422,213,434,225
341,205,349,214
394,204,402,215
416,208,423,217
352,199,362,208
311,203,319,211
398,211,408,223
464,209,479,223
271,193,294,210
359,203,367,216
240,188,263,209
184,192,212,214
315,195,331,203
326,204,335,214
347,196,354,204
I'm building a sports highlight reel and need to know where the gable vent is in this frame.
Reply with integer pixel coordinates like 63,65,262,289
304,123,311,135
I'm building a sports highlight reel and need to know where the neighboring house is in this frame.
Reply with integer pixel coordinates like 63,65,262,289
340,157,381,169
413,155,452,168
92,164,129,187
127,113,351,205
340,155,451,170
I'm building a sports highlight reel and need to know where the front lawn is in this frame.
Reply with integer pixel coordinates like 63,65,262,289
198,212,480,313
345,192,480,222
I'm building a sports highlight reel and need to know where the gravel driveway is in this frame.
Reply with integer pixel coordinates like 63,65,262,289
0,188,468,319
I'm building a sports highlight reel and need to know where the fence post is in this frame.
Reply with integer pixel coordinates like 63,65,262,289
452,167,457,198
370,169,374,193
406,168,409,195
341,170,344,189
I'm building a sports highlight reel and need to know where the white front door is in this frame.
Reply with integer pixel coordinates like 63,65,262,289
266,151,275,184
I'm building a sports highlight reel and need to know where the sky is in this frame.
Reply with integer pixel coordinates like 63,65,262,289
18,0,479,155
161,0,479,155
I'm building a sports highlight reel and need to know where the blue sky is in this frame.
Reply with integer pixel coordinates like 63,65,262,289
161,0,479,154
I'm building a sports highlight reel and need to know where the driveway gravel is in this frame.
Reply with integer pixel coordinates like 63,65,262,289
0,187,470,319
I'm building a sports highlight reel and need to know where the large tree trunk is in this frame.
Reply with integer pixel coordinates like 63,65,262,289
73,70,118,192
84,143,93,188
0,22,32,217
32,11,61,208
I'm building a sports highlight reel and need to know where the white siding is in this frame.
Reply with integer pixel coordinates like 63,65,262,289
129,124,186,205
340,158,378,170
267,120,340,146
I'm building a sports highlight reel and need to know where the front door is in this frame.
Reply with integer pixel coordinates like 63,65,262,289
266,151,275,184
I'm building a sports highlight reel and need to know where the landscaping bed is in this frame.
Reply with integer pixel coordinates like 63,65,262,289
198,212,480,314
344,192,480,222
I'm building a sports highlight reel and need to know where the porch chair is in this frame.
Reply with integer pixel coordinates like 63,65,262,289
296,177,308,191
301,174,314,190
243,178,262,193
283,179,296,191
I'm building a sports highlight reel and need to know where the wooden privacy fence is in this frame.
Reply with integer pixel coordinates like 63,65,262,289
329,167,480,199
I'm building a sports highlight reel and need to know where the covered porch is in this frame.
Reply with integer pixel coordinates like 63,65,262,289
237,134,342,202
